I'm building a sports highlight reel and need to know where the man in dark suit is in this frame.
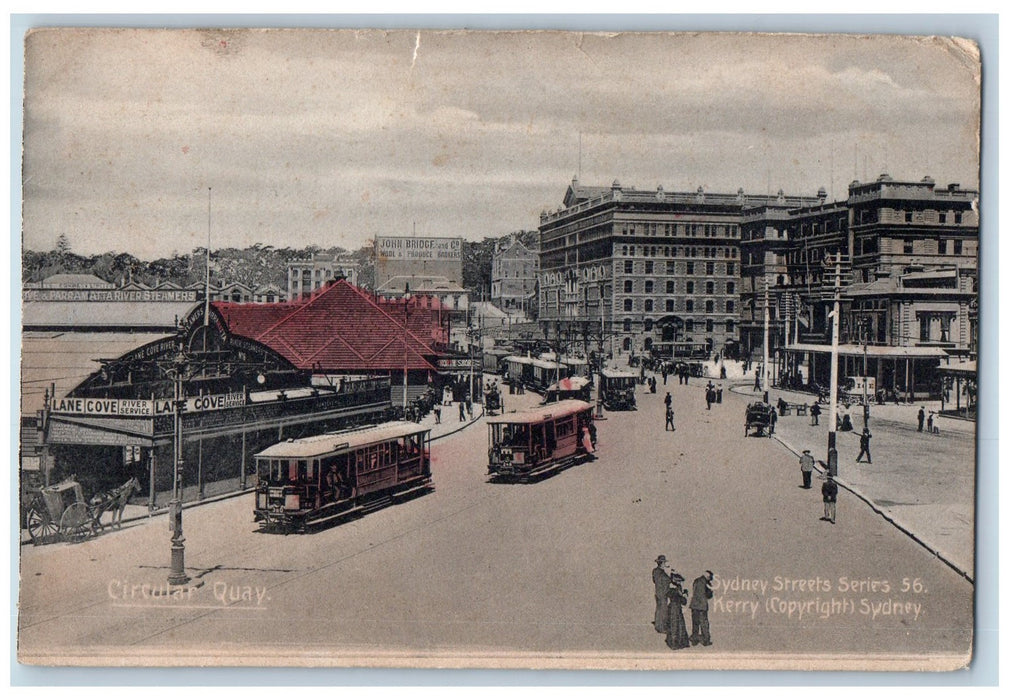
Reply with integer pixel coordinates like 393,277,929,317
652,555,671,633
689,570,714,646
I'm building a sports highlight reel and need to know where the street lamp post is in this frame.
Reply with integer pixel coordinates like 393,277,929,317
166,347,190,586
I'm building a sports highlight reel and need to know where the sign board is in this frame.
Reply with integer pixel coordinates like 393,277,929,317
22,289,198,302
437,358,481,371
375,236,462,262
50,392,246,417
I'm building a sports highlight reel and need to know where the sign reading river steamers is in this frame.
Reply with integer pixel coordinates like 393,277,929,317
51,392,247,416
375,236,462,261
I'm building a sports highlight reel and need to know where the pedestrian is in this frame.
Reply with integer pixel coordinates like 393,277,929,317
665,572,690,650
705,387,713,410
856,427,872,463
769,406,777,435
931,413,940,435
662,368,668,385
863,401,870,429
652,555,671,633
799,448,815,488
433,405,441,424
810,402,821,426
821,475,838,523
720,365,727,379
688,570,714,646
753,372,761,392
665,406,676,432
716,384,723,403
466,397,474,420
926,412,934,434
458,402,466,422
664,392,672,410
917,406,925,432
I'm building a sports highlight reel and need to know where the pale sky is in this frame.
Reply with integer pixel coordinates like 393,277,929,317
21,28,981,259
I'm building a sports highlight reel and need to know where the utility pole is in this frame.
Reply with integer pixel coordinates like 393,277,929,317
762,281,770,401
167,348,190,586
826,258,841,476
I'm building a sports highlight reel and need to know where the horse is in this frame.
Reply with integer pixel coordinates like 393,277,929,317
90,476,141,532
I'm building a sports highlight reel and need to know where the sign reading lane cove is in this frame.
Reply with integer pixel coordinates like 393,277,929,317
50,392,247,416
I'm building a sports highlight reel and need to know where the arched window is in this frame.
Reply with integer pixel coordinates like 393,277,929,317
623,337,632,351
624,280,633,293
644,299,654,312
624,299,633,312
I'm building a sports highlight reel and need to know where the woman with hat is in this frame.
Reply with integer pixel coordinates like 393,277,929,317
652,555,671,633
665,571,690,650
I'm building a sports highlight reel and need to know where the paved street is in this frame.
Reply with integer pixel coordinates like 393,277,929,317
18,375,973,670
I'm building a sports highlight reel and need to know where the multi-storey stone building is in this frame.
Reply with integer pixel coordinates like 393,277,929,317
739,174,978,398
287,253,359,301
491,235,539,319
538,178,819,358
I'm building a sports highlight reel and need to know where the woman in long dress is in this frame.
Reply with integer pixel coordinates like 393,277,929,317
665,576,691,650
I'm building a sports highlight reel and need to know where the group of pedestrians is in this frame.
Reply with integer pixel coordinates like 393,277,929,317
917,406,941,434
652,556,714,650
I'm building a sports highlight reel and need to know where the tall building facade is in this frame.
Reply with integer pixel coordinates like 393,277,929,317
287,253,359,301
491,235,539,319
538,178,819,357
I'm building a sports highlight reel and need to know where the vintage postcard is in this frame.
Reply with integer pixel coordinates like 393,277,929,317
17,27,981,671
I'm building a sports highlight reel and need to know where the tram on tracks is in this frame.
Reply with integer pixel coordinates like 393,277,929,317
482,348,514,375
599,369,638,410
486,400,596,482
253,421,432,531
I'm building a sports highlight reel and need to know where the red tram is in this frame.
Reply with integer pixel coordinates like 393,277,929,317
254,421,432,531
486,399,596,482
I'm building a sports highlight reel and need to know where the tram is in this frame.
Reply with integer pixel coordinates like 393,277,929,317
483,348,514,375
253,421,432,531
528,358,569,393
503,355,534,387
599,369,638,410
542,375,593,403
486,399,596,482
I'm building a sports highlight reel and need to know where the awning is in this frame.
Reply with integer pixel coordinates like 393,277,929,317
784,343,949,359
935,361,976,376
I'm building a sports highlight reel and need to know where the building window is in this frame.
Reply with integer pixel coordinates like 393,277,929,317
645,261,654,274
726,281,735,294
727,262,735,275
666,280,675,294
686,319,694,332
686,300,694,312
726,320,734,333
686,262,694,275
686,281,694,294
954,239,963,254
705,300,714,313
919,315,930,342
624,260,634,274
667,261,676,274
904,239,914,254
623,337,632,351
623,318,632,332
645,299,654,312
624,299,633,312
645,319,653,331
665,299,675,312
938,239,948,254
705,281,715,294
726,300,735,313
706,262,715,275
624,280,633,293
706,319,714,332
644,337,653,351
645,280,654,293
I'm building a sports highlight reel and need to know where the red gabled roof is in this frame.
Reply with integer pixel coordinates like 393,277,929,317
213,280,439,372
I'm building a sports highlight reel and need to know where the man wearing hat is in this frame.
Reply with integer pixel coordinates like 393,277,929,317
652,555,672,633
799,449,815,489
821,475,838,524
689,570,715,646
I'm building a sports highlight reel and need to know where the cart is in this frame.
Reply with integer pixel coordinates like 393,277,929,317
744,402,773,437
25,476,95,545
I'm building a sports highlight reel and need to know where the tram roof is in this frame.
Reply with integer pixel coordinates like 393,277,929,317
254,420,429,458
601,369,638,378
546,376,591,392
503,355,534,364
486,399,594,424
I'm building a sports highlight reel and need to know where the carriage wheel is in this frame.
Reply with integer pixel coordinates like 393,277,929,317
60,503,93,543
26,502,57,545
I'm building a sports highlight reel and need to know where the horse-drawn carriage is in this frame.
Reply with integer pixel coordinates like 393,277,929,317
744,402,774,437
24,475,140,545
